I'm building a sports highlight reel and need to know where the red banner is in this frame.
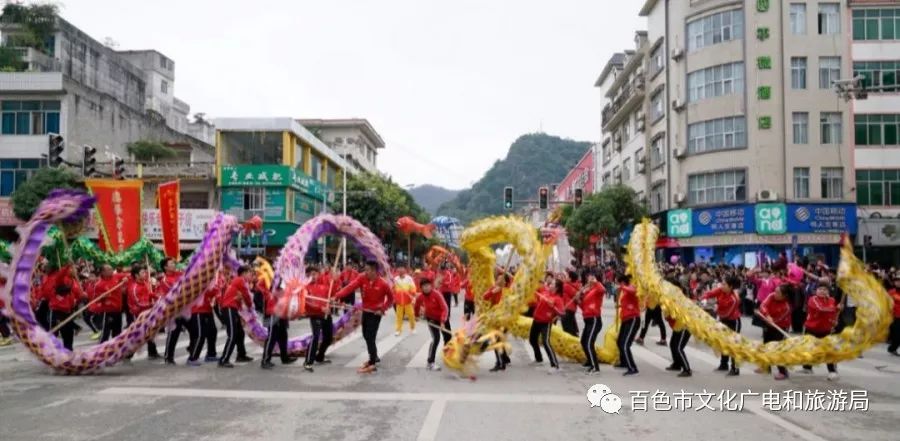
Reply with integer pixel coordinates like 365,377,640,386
85,179,143,253
158,180,180,259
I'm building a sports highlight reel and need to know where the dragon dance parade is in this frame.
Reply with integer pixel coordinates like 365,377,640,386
0,189,894,379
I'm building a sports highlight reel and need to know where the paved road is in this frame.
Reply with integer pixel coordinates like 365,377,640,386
1,303,898,441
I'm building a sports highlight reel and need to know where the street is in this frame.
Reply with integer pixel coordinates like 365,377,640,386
1,304,898,441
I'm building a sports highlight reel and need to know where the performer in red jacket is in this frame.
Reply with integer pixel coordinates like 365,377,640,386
578,273,606,373
617,274,641,376
127,266,160,359
801,285,841,380
414,277,449,371
483,272,512,372
94,264,127,343
461,276,474,320
560,271,581,337
335,261,393,373
218,265,256,368
260,273,300,370
530,279,566,371
159,258,195,366
187,268,222,365
47,265,82,350
759,283,792,380
700,275,742,376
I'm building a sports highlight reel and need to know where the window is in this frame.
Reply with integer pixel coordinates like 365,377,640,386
651,136,665,168
688,169,747,205
613,166,621,184
791,57,807,89
855,114,900,146
650,89,665,122
820,112,843,144
687,9,744,52
242,187,265,219
687,62,744,102
649,44,665,77
0,101,61,135
793,167,810,199
621,123,630,143
602,142,611,164
0,159,42,196
687,116,747,154
821,167,843,199
651,183,666,213
853,8,900,41
790,4,807,35
159,55,168,69
635,148,645,172
602,172,610,189
623,158,632,181
818,57,841,89
793,112,809,144
160,80,168,94
818,3,841,35
853,61,900,93
856,169,900,206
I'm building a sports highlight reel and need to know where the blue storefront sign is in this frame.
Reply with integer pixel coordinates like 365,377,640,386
675,203,856,238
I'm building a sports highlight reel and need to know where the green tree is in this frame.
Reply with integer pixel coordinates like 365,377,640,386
11,167,81,221
127,140,177,161
565,185,647,257
343,172,432,261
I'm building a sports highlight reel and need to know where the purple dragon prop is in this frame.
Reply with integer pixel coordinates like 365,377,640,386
239,213,392,357
0,190,239,374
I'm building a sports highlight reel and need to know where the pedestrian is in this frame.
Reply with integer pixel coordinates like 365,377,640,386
758,284,792,380
95,264,125,343
128,266,160,360
335,261,393,374
801,285,841,380
700,275,742,376
560,271,580,337
47,265,82,351
888,275,900,356
578,273,605,373
484,272,511,372
462,276,475,321
530,278,565,373
414,277,449,371
314,266,337,365
636,302,667,347
186,269,220,365
393,266,416,336
218,265,255,368
299,266,329,372
616,274,640,376
260,271,298,370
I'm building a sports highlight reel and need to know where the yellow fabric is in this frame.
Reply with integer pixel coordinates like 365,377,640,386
395,304,415,332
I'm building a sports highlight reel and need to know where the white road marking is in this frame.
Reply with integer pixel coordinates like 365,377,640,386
97,386,587,404
417,399,446,441
630,344,672,371
344,332,407,368
407,340,432,369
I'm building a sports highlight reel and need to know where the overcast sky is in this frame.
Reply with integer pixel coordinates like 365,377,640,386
57,0,643,190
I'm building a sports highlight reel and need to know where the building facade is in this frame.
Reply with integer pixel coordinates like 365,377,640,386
0,13,216,235
215,118,348,252
851,0,900,263
604,0,860,265
553,147,595,202
297,118,385,175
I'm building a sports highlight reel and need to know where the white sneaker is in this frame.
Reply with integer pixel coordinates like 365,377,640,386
547,366,560,374
827,372,839,381
411,328,417,335
394,331,401,336
427,363,441,371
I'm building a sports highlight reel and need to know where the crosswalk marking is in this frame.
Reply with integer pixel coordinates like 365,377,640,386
407,340,433,369
630,343,673,371
344,332,408,368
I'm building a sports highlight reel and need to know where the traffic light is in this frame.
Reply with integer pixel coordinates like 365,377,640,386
48,133,64,167
82,146,97,177
574,188,583,209
113,157,126,179
864,235,873,249
538,187,549,210
504,186,514,210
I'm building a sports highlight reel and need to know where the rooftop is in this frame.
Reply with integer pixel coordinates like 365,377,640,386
594,52,627,87
297,118,386,149
214,117,350,170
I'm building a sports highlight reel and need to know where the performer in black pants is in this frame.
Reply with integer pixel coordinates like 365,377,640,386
334,261,393,373
636,305,667,346
164,317,196,365
616,275,641,376
218,266,255,368
578,274,605,373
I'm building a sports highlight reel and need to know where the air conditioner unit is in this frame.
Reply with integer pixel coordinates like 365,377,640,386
673,147,686,159
674,192,686,204
757,190,778,202
672,99,686,112
671,47,684,61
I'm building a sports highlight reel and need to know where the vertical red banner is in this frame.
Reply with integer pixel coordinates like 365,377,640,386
157,180,180,260
84,179,143,253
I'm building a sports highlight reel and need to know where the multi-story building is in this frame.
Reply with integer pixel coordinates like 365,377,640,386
615,0,858,265
297,118,385,175
593,52,625,193
0,10,215,236
851,0,900,263
553,146,594,202
215,118,348,255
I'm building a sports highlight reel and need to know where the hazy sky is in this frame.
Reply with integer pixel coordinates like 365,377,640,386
57,0,643,189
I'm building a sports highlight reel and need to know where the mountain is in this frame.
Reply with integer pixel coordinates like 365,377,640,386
437,133,591,224
409,184,461,216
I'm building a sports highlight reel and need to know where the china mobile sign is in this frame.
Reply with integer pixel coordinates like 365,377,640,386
84,209,216,241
